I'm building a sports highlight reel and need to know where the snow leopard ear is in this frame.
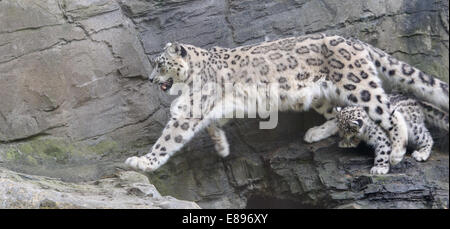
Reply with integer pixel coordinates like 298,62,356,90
165,42,176,54
174,43,187,58
335,106,342,112
166,42,187,58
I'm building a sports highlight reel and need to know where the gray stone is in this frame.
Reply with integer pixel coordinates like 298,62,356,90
0,167,200,209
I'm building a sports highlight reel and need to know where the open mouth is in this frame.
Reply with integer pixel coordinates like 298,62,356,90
159,78,173,91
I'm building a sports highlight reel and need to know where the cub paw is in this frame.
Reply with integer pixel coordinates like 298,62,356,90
412,150,430,162
338,139,358,148
370,165,389,175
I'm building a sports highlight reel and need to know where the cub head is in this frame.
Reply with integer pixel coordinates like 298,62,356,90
149,42,190,91
335,106,364,138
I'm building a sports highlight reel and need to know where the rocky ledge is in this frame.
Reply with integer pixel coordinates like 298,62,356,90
146,127,449,209
0,133,447,209
0,167,199,209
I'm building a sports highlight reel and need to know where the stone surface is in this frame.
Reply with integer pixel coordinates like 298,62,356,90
0,167,200,209
0,0,448,208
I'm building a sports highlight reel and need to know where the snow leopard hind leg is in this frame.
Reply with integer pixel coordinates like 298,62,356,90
207,119,230,158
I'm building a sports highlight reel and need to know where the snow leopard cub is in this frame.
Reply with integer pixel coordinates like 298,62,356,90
335,94,449,175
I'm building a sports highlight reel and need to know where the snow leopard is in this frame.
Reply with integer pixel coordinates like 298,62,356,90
125,33,449,172
335,94,448,174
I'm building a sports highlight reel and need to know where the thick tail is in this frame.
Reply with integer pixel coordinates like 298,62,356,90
418,100,449,132
364,43,449,112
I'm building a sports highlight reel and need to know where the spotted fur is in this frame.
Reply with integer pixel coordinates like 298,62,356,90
335,106,391,174
326,94,448,174
125,34,448,172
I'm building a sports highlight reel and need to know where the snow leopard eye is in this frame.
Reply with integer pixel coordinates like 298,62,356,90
157,63,167,74
349,119,363,129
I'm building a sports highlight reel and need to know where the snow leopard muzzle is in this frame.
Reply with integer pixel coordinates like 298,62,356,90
159,78,173,91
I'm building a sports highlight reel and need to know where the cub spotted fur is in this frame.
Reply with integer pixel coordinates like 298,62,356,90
335,94,449,174
125,33,449,172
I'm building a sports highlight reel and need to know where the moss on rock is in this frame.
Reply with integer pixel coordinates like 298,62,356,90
0,137,121,166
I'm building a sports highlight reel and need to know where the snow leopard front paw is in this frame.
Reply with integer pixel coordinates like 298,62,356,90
125,156,159,172
412,150,430,162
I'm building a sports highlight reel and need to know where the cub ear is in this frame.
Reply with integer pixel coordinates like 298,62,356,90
335,106,342,112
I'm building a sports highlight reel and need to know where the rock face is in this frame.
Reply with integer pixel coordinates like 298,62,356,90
0,0,168,181
0,167,200,209
0,0,448,208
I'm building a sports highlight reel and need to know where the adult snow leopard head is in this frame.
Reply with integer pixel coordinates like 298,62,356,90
149,42,190,91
